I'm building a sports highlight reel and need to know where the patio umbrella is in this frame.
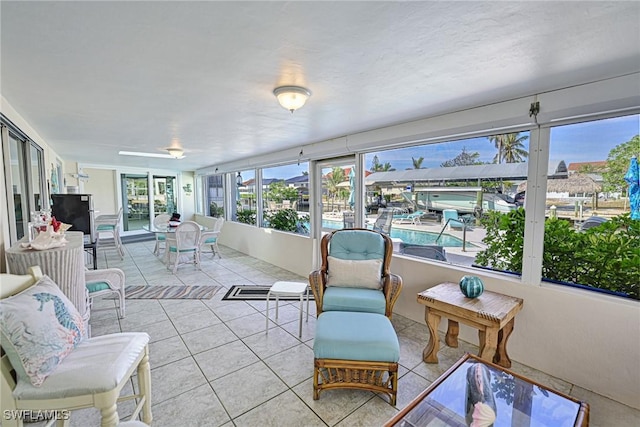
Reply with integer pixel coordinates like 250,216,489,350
348,167,355,208
624,156,639,220
235,172,242,204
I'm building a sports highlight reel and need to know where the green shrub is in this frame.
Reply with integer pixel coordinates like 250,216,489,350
209,202,224,218
236,209,256,225
475,209,639,299
265,209,309,233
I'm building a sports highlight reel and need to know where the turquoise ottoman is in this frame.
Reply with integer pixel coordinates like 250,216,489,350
313,311,400,405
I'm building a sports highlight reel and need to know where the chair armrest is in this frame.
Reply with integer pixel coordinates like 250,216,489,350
85,268,125,289
309,269,326,316
382,273,403,318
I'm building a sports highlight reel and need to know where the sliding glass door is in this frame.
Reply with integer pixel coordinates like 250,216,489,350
2,123,46,243
121,174,150,231
152,175,177,215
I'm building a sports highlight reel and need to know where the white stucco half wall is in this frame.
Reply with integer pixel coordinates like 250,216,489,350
212,222,640,410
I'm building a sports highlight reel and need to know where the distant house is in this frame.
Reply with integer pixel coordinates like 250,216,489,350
567,161,608,175
285,174,309,189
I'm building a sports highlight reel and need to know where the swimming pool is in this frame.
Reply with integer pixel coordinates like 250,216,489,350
321,219,470,247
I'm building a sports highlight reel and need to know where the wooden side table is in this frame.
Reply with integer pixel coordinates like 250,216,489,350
417,282,523,368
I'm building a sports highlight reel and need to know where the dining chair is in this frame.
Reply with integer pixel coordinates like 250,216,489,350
199,218,224,259
0,267,152,427
165,221,201,273
95,208,124,259
152,213,171,255
85,267,126,326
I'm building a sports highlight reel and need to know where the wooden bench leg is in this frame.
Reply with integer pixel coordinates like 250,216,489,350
478,326,499,363
423,308,441,363
493,318,515,368
445,320,459,347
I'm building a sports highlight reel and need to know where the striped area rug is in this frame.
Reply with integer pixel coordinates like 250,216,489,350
123,285,221,299
222,285,314,301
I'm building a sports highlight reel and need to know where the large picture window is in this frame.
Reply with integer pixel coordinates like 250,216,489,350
543,115,639,299
204,174,225,218
261,163,309,235
235,169,256,225
365,132,531,271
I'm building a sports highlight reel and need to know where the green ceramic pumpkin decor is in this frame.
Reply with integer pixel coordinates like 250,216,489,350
459,275,484,298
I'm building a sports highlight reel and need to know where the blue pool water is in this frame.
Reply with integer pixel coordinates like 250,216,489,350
321,219,470,247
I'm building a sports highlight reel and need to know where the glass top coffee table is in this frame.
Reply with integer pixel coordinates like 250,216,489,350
384,353,589,427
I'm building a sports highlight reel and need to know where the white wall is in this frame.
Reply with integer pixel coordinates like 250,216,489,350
216,226,640,410
195,216,313,277
180,172,195,221
82,168,118,215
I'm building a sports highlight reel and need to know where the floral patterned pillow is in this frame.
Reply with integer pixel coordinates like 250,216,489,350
0,275,85,387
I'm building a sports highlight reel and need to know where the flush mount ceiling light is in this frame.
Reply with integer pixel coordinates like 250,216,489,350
273,85,311,113
166,147,184,158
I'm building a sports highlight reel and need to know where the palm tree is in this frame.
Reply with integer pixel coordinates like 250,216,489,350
370,155,393,172
411,156,424,169
326,167,346,205
489,133,529,163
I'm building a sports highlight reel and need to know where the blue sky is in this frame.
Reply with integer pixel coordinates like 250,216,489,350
261,114,639,179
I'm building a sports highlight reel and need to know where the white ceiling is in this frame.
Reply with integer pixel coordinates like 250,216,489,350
2,1,639,172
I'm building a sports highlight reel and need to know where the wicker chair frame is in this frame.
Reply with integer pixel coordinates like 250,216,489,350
314,359,399,405
309,229,403,405
308,228,403,319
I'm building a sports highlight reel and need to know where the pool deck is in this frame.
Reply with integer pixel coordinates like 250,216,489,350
388,219,487,266
323,213,487,266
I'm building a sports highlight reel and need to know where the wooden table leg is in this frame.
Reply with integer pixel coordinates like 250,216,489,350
478,326,498,363
445,320,459,347
423,308,441,363
493,318,515,368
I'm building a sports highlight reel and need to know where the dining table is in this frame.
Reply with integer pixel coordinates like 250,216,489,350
142,223,207,234
142,223,207,259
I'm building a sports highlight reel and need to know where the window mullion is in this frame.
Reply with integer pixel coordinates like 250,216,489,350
521,126,550,285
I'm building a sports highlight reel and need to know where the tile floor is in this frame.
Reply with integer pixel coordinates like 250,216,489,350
64,241,638,426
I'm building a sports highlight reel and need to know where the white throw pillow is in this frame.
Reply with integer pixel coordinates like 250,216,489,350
0,275,85,387
326,256,383,290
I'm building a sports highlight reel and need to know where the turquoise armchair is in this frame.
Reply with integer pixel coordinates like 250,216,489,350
309,228,403,319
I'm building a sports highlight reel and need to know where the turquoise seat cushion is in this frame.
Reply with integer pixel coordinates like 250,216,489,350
169,247,196,253
86,281,110,293
314,311,399,362
157,234,166,241
204,237,217,244
322,287,386,315
329,230,385,261
97,224,115,231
